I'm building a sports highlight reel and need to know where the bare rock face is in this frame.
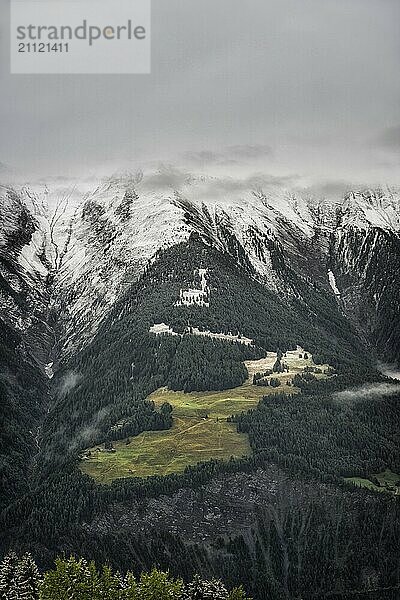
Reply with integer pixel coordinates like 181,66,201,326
86,467,341,542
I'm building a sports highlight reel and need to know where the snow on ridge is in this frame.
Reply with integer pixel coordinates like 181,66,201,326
341,189,400,231
48,182,191,356
3,174,398,358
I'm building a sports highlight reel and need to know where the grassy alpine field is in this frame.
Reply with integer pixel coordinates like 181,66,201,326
81,349,332,482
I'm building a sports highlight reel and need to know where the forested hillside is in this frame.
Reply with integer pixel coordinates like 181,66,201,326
34,235,373,479
0,320,48,511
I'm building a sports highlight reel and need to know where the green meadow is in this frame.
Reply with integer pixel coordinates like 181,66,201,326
81,348,328,483
345,469,400,495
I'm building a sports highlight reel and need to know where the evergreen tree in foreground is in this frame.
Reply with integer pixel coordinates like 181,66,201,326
183,574,229,599
136,568,184,599
16,554,40,600
0,554,252,600
0,552,19,600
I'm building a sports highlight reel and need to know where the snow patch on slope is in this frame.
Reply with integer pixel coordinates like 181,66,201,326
149,323,179,336
18,229,48,277
328,270,340,296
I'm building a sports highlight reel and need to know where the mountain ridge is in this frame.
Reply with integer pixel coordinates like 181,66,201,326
1,177,399,370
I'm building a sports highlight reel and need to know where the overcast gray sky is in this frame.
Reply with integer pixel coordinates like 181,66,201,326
0,0,399,187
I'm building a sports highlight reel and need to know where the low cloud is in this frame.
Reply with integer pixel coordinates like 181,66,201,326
302,180,354,199
137,166,300,204
333,382,400,404
140,164,194,190
182,150,221,165
378,361,400,381
69,407,111,452
228,144,273,159
181,144,274,168
58,371,81,398
192,172,298,199
376,125,400,153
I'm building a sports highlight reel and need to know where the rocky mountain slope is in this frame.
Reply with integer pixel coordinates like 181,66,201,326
1,178,399,368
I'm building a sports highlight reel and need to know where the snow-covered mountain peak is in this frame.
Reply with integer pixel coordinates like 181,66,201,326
338,188,400,231
0,184,55,278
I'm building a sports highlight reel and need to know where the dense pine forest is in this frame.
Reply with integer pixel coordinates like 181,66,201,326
234,382,400,477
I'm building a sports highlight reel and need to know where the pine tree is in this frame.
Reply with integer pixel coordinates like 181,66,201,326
137,569,183,600
228,586,252,600
183,574,229,600
123,572,139,599
272,359,281,373
160,402,173,416
40,556,97,600
0,552,19,600
0,555,251,600
16,553,40,600
98,565,123,599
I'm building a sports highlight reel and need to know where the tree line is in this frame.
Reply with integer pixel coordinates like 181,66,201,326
0,554,251,600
